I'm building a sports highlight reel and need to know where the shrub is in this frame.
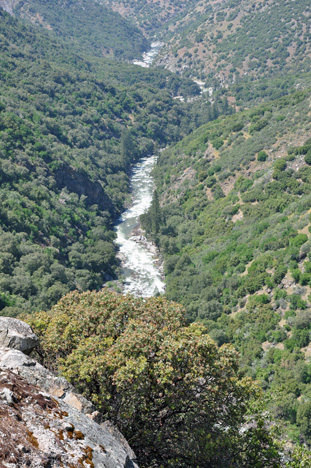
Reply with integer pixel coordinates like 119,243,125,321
257,150,268,162
274,159,287,172
305,149,311,166
291,234,308,248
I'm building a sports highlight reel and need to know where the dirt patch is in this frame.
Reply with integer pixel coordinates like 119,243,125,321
232,209,244,223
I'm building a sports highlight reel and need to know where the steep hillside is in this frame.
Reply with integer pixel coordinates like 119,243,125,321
98,0,197,36
0,9,202,314
144,86,311,443
4,0,149,60
155,0,311,85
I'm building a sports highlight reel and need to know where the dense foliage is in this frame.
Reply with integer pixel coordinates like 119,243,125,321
15,0,149,60
0,8,207,314
26,289,283,468
143,85,311,447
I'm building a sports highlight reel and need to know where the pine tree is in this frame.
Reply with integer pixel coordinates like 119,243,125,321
151,189,161,241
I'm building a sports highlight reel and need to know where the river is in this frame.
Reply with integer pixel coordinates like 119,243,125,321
115,156,165,297
132,41,163,68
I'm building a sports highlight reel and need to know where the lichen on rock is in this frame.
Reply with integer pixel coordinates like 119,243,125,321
0,318,138,468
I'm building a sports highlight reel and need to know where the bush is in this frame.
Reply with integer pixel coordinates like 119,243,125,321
257,150,268,162
253,294,271,304
273,264,287,284
274,158,287,172
305,149,311,166
300,272,311,286
291,234,308,248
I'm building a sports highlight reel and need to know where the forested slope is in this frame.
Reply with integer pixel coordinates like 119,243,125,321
155,0,311,86
9,0,149,60
98,0,197,36
143,84,311,444
0,8,205,314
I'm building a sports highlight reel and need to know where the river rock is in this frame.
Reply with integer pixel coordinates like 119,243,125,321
0,320,139,467
130,235,148,244
0,317,38,355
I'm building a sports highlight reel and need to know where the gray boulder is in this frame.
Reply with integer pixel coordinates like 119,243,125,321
0,317,38,354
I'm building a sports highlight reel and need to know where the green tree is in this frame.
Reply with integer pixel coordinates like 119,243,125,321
257,150,268,162
297,402,311,443
120,129,137,169
27,290,282,468
286,445,311,467
151,189,161,239
305,149,311,166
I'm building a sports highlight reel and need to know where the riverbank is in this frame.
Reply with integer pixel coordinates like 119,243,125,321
131,222,165,278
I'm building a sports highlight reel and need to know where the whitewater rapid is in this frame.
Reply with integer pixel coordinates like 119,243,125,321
133,41,163,68
115,156,165,297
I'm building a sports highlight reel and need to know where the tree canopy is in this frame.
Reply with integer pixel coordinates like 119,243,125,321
27,289,282,467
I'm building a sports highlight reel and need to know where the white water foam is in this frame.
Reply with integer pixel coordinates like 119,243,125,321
133,41,163,68
115,156,165,297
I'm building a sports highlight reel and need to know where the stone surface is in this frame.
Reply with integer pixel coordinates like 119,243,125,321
0,366,138,467
0,317,38,355
0,0,17,15
0,319,139,467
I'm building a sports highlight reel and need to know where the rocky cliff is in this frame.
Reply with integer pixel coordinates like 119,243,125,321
0,317,138,468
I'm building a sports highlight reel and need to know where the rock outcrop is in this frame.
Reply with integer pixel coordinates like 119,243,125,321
0,317,38,355
0,0,17,15
0,318,138,468
54,163,115,214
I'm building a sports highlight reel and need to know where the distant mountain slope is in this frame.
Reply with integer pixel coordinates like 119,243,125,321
155,0,311,84
98,0,198,36
5,0,149,60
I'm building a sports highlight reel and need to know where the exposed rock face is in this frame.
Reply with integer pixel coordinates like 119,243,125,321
54,163,115,214
0,317,38,355
0,321,138,468
0,0,17,15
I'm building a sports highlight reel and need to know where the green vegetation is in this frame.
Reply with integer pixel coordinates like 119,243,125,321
26,289,284,468
144,87,311,446
100,0,198,35
155,0,311,94
15,0,149,60
3,0,311,463
0,8,208,314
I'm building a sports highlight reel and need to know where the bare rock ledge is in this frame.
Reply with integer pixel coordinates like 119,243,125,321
0,318,138,468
